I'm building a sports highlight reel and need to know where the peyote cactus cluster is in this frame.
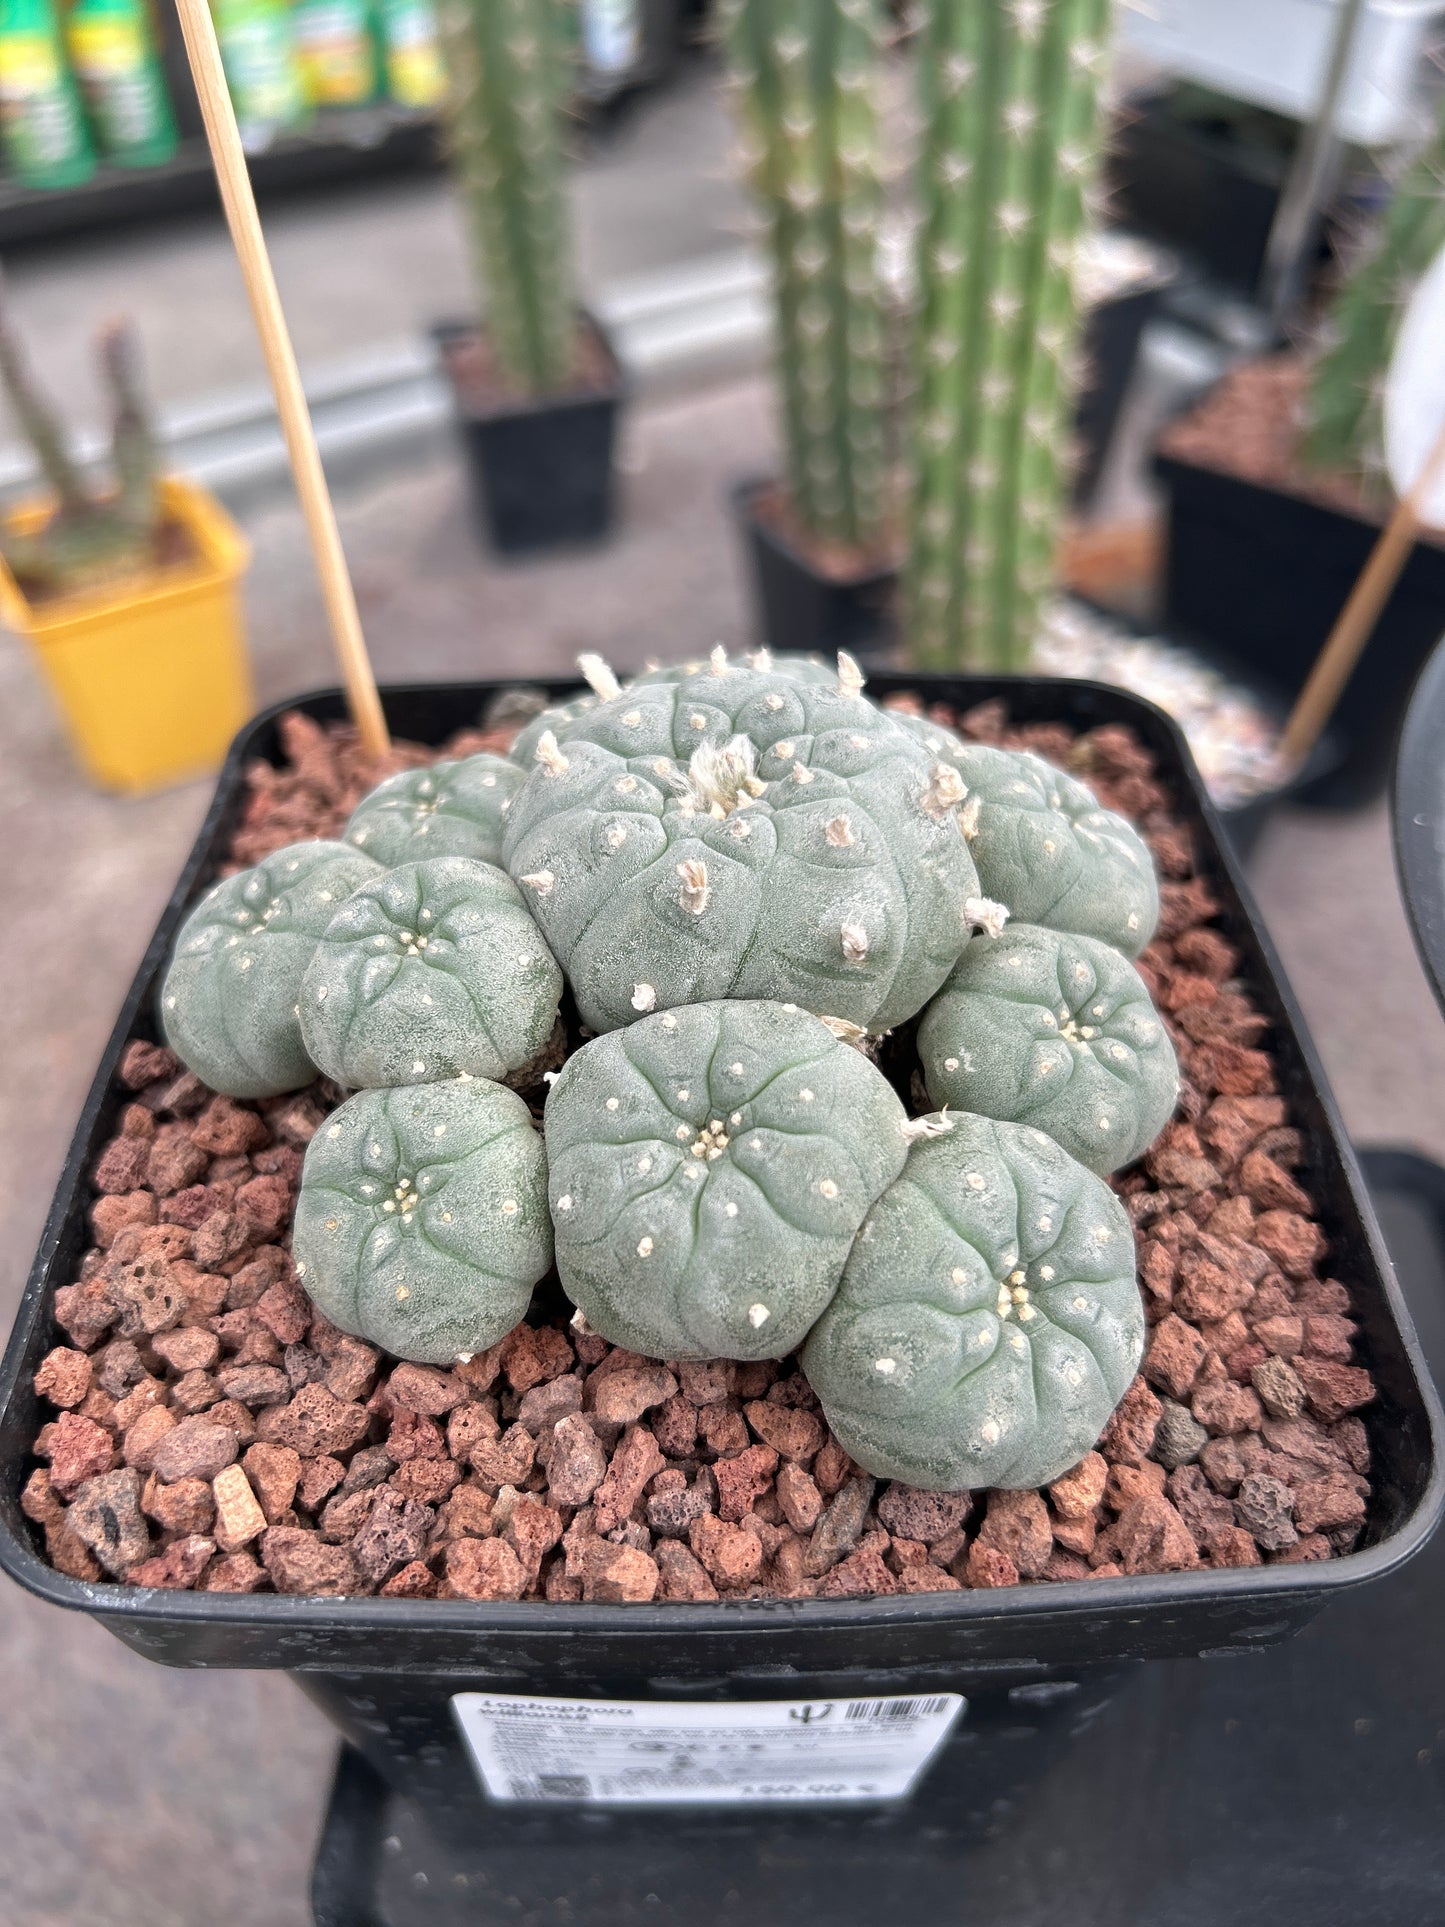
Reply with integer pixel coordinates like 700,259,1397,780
722,0,892,556
436,0,577,397
906,0,1115,671
1305,90,1445,498
0,301,164,598
159,650,1177,1492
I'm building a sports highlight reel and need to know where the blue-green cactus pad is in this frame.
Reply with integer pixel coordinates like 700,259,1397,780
299,856,563,1090
501,660,979,1034
544,999,910,1361
918,923,1179,1174
292,1078,551,1365
939,743,1159,956
343,753,523,868
802,1113,1145,1490
510,693,600,770
159,840,382,1098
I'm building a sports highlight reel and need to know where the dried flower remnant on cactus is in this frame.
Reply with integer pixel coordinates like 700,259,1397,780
159,841,381,1098
501,655,980,1033
919,922,1179,1173
802,1112,1144,1490
544,999,909,1359
293,1080,551,1365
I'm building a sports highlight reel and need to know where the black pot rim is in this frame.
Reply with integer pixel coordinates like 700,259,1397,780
431,307,628,427
1,672,1439,1653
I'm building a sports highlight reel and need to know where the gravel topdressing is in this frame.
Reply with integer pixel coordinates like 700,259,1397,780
21,699,1377,1604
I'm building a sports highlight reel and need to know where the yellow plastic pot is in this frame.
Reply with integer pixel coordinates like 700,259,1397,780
0,476,253,795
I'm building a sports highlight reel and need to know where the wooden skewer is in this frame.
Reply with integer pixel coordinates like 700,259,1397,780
1280,410,1445,770
172,0,390,756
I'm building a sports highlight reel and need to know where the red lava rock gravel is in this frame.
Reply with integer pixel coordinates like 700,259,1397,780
22,703,1379,1601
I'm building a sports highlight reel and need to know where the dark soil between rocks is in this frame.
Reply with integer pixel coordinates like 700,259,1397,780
22,699,1377,1604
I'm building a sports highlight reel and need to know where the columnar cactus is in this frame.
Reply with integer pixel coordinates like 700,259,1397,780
544,1000,909,1360
942,743,1158,955
436,0,576,396
1305,92,1445,495
299,858,563,1089
159,841,381,1098
501,655,981,1034
722,0,892,554
802,1111,1143,1489
918,923,1178,1173
344,754,523,868
292,1079,551,1365
905,0,1114,670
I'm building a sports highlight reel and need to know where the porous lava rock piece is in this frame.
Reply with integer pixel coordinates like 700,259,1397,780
919,924,1178,1175
293,1080,551,1364
802,1113,1144,1490
502,658,980,1034
940,744,1159,955
545,1000,908,1360
159,840,381,1097
343,754,524,867
300,858,562,1089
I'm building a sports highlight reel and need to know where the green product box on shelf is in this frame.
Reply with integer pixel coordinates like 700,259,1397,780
0,0,94,186
64,0,177,168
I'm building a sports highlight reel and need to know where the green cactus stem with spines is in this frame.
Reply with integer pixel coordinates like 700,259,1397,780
723,0,891,553
1305,95,1445,492
906,0,1114,670
0,302,164,596
438,0,576,397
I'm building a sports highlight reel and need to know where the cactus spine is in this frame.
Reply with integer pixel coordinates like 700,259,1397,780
437,0,576,397
722,0,891,553
905,0,1112,670
1305,96,1445,495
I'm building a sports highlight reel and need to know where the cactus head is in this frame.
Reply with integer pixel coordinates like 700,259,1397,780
802,1111,1144,1489
299,856,563,1090
544,998,909,1360
293,1078,551,1365
946,743,1158,955
501,655,980,1033
919,922,1178,1173
344,753,524,868
159,841,382,1098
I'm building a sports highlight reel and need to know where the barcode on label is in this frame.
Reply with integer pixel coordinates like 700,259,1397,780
845,1697,953,1722
509,1775,591,1800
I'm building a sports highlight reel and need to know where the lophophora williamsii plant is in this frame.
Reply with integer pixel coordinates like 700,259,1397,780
435,0,578,397
722,0,893,561
159,650,1178,1493
906,0,1115,671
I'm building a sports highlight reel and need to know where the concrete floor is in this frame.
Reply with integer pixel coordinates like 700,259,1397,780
1,62,1444,1927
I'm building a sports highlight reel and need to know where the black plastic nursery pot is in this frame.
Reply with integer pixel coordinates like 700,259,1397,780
1104,92,1312,298
732,479,899,664
0,676,1441,1822
1156,445,1445,810
435,313,625,556
1071,274,1168,510
1392,630,1445,1020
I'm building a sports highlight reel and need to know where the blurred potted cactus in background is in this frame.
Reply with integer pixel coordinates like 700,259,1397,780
0,297,250,794
1155,89,1445,806
905,0,1114,671
723,0,898,659
434,0,625,554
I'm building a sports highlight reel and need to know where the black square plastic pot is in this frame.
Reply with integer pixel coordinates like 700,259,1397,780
1156,446,1445,809
435,313,624,556
1072,274,1168,509
732,479,899,663
0,677,1439,1816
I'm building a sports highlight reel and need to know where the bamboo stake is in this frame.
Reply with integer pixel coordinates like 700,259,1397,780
1279,412,1445,770
172,0,390,756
